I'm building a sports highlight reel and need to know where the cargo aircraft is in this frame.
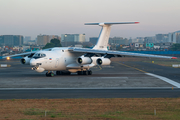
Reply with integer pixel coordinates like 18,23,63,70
3,22,177,77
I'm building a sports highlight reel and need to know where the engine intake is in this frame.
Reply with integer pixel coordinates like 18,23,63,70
21,56,31,65
77,57,92,65
97,58,111,66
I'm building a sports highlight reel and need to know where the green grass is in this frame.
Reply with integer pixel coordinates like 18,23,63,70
97,111,136,120
23,108,45,116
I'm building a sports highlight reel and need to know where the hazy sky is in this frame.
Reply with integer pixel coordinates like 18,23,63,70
0,0,180,40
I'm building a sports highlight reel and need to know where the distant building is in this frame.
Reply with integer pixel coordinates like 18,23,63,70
48,35,61,43
23,46,30,52
89,37,98,45
37,35,49,46
75,44,83,48
24,36,31,44
168,33,173,43
0,36,4,45
144,36,155,43
109,37,128,45
162,36,169,43
61,34,85,43
136,37,144,44
4,35,14,46
1,35,23,46
130,43,144,49
27,40,36,45
155,34,168,43
168,31,180,43
128,38,132,44
146,43,154,48
13,35,23,46
36,35,61,46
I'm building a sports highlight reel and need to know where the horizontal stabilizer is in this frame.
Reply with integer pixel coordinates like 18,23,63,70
85,22,139,26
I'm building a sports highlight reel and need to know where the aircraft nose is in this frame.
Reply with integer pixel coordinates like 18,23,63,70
30,58,36,66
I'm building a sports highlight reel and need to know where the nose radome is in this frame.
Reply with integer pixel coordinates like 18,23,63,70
30,58,36,66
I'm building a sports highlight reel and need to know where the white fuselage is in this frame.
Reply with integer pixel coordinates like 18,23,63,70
30,47,98,73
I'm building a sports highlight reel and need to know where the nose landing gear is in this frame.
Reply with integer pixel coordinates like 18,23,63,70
46,71,54,77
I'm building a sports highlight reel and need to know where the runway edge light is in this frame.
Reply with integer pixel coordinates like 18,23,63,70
6,57,10,60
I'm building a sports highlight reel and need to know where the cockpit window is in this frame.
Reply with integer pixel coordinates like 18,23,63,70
33,53,46,59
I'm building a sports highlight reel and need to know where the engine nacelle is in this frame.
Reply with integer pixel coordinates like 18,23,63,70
96,58,111,66
21,56,31,65
77,57,92,65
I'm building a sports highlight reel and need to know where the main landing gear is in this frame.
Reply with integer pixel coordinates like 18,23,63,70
77,70,92,75
56,71,71,75
46,71,54,77
46,70,92,77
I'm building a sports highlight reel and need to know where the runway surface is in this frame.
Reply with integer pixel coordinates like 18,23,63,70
1,89,180,99
0,58,180,99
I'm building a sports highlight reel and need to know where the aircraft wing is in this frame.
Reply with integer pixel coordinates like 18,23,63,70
2,48,53,59
2,51,37,58
68,47,177,59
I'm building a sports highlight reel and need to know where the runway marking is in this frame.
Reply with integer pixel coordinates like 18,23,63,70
0,87,177,90
98,65,102,70
90,77,128,79
93,65,102,71
117,62,147,73
116,62,180,88
146,73,180,88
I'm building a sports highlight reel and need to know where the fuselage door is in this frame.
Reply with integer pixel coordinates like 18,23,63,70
55,58,59,68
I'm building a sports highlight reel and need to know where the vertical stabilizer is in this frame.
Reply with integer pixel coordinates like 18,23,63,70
85,22,139,50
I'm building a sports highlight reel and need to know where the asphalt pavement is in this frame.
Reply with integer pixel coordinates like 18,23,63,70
0,59,180,99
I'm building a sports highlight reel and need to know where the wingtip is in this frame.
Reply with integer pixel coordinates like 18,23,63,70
171,57,177,59
135,22,139,24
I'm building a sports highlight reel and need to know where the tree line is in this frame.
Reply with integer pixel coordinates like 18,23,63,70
43,38,62,49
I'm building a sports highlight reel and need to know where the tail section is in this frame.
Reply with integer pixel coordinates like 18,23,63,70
85,22,139,50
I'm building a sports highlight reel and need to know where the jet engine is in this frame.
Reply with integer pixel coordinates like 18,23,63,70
21,56,31,65
77,57,92,65
96,58,111,66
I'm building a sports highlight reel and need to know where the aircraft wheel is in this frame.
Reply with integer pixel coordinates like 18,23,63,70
83,71,88,75
46,72,49,77
59,71,63,75
50,72,54,77
77,71,83,75
77,71,80,75
56,71,59,75
88,70,92,75
46,72,54,77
